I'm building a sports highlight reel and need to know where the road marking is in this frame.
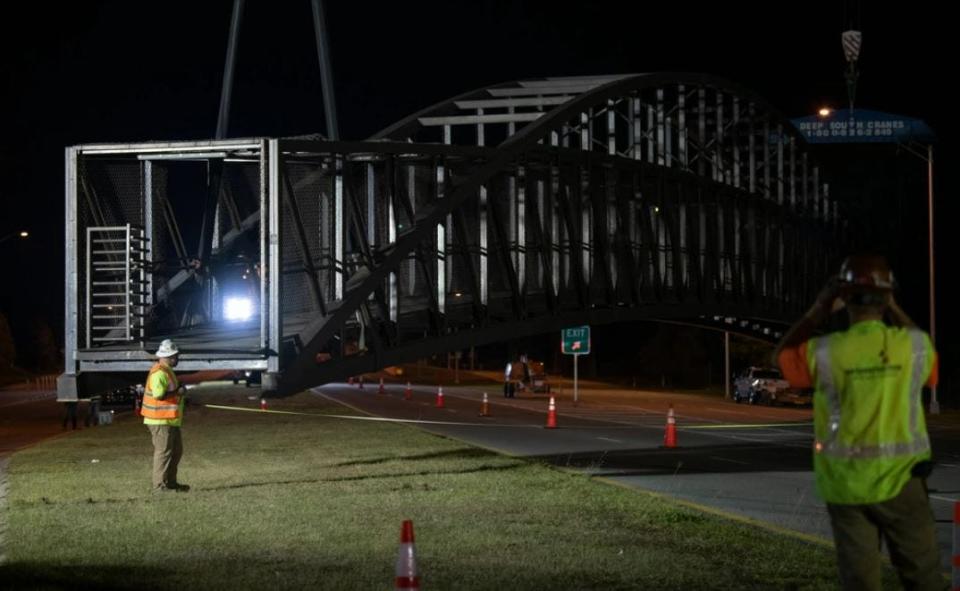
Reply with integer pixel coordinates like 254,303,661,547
684,422,813,430
596,437,623,443
930,494,960,504
207,400,540,429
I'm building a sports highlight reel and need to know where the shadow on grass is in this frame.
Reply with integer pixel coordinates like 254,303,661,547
0,558,822,591
333,446,494,467
12,458,527,508
534,441,812,477
198,460,527,492
0,563,163,591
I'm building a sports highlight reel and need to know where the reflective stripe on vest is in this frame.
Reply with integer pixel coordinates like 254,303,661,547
814,328,929,459
141,364,181,421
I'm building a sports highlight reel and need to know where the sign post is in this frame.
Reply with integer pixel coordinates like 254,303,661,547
454,350,461,385
561,326,590,405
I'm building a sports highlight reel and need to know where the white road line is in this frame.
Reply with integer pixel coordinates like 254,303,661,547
930,494,959,504
596,437,623,443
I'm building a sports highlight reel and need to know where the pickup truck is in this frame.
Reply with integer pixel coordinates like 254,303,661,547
732,367,811,406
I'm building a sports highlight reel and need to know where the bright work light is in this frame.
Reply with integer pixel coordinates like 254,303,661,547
224,296,254,322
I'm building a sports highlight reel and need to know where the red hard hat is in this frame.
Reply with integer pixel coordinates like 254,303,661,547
837,255,895,291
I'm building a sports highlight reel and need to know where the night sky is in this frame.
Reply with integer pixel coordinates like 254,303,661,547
1,1,954,373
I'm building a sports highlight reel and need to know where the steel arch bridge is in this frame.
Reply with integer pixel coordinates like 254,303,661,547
59,73,841,399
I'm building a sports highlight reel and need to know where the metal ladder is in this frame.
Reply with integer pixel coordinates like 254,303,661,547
86,225,150,347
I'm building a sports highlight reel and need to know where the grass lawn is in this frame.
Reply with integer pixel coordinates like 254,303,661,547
1,385,895,590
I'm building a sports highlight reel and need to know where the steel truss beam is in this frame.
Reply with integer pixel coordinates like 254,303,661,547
61,75,842,400
279,76,838,394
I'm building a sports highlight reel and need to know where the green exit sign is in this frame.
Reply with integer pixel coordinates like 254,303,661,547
561,326,590,355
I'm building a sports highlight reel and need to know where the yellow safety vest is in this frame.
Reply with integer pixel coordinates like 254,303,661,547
807,320,935,504
141,363,183,427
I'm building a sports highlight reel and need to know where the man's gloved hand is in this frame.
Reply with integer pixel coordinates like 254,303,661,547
811,278,844,317
180,385,196,406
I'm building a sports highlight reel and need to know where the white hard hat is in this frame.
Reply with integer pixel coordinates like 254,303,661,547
155,339,180,358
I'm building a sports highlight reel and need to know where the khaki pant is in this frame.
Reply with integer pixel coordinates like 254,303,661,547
147,424,183,489
827,477,946,591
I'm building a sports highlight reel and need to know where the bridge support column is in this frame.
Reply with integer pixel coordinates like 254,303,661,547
57,373,79,402
262,372,281,396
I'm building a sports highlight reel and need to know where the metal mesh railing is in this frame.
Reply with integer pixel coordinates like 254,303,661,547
85,225,149,346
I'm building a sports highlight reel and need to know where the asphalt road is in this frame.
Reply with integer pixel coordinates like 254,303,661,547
314,381,960,572
0,389,64,456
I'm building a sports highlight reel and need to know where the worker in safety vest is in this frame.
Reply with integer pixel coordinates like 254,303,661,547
142,339,190,492
775,255,944,590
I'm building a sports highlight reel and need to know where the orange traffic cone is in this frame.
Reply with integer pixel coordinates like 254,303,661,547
663,404,677,448
395,520,420,590
479,392,490,417
435,386,445,408
404,382,412,401
545,396,558,429
379,377,386,395
260,397,267,411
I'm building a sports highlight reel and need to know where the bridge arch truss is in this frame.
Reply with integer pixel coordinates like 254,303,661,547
60,74,841,397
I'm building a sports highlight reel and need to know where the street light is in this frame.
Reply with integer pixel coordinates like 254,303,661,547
0,230,30,244
901,141,938,414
